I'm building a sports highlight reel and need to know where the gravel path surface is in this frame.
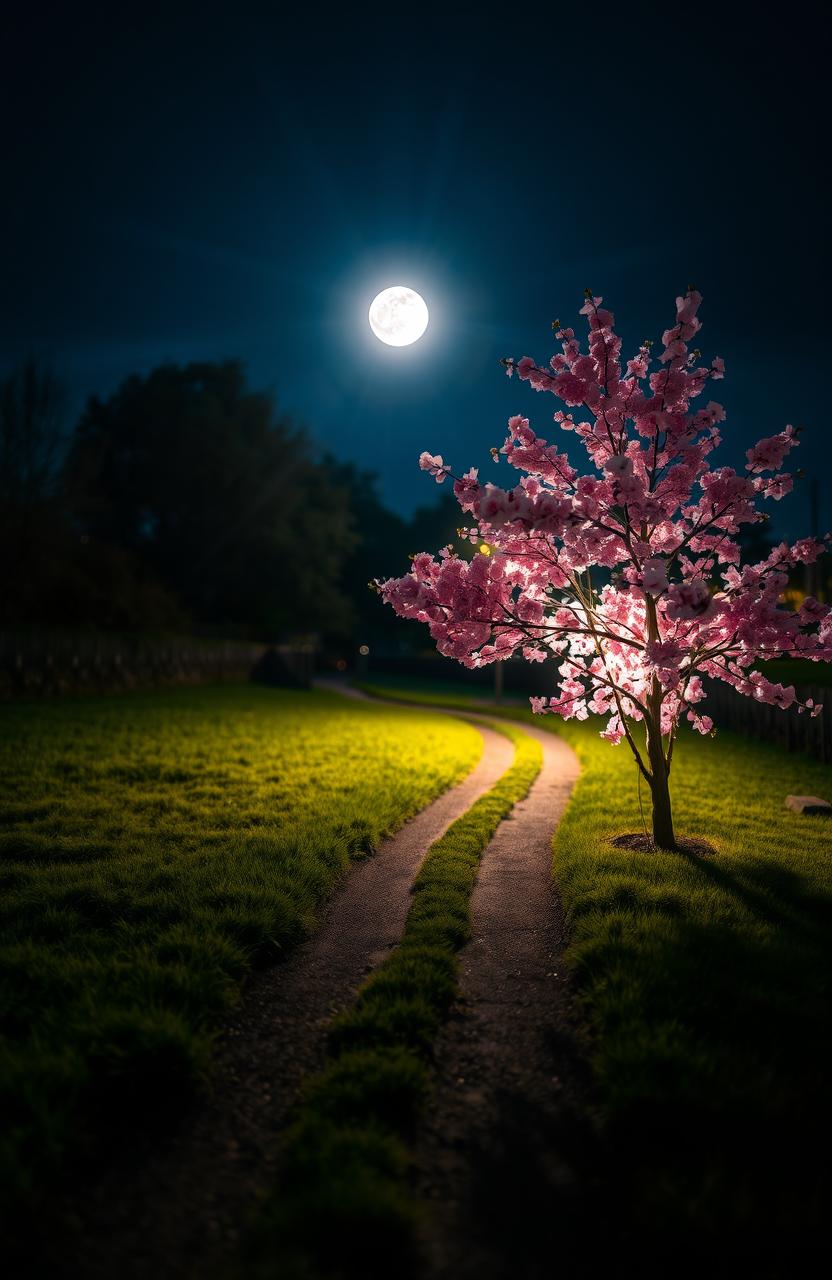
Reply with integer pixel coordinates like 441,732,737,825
412,720,595,1280
62,697,514,1280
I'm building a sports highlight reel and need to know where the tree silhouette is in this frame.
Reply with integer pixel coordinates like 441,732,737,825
326,457,464,651
0,358,68,622
66,361,355,636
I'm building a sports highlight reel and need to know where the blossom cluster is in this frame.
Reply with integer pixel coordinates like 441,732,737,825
381,289,831,745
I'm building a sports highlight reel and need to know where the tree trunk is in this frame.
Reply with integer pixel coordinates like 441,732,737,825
642,593,677,850
645,713,676,849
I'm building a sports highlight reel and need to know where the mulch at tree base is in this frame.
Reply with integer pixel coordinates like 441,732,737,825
610,832,718,856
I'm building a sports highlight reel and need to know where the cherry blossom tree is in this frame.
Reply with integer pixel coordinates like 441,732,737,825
378,288,832,850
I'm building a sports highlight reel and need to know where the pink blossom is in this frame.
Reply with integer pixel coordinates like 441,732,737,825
600,715,625,743
676,290,703,326
791,538,825,564
749,674,796,710
627,355,650,380
419,452,451,483
754,474,793,500
604,454,633,478
799,597,827,623
745,426,797,473
453,467,480,511
553,372,588,405
645,639,685,687
642,557,668,595
665,579,714,621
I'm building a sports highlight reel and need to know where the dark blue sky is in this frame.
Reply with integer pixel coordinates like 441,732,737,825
3,4,828,532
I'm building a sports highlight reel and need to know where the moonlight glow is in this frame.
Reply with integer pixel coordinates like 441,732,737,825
368,286,429,346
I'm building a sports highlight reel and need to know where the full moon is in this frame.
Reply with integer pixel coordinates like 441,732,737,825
368,285,429,346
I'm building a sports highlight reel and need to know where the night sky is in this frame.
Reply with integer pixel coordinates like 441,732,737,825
3,4,828,533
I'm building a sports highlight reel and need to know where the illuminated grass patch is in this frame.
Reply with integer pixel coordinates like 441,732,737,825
0,685,481,1226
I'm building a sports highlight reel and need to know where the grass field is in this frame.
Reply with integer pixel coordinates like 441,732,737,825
5,674,830,1267
361,677,832,1263
0,685,481,1226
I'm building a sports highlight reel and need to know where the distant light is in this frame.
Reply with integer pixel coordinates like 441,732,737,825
369,286,429,347
479,544,492,556
335,659,348,671
358,644,370,656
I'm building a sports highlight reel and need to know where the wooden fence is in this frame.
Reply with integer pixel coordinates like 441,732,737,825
705,679,830,763
0,629,276,699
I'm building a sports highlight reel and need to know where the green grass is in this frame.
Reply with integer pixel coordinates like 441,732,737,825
361,676,832,1263
552,717,832,1262
247,721,542,1279
0,684,481,1231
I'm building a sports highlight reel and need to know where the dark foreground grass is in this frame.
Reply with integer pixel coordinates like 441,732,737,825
245,721,542,1280
0,685,481,1239
552,718,832,1266
360,679,832,1267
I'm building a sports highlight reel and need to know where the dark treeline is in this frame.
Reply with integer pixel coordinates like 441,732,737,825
0,359,460,650
5,358,822,657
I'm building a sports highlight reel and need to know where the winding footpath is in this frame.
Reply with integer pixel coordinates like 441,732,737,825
412,720,589,1279
312,686,591,1278
65,690,515,1280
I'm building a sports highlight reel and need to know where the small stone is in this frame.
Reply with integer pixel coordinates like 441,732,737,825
785,794,832,815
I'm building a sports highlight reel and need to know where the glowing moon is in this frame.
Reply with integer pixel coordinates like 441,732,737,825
368,285,429,346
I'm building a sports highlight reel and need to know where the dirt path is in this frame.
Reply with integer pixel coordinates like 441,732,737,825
62,702,514,1280
412,720,594,1280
